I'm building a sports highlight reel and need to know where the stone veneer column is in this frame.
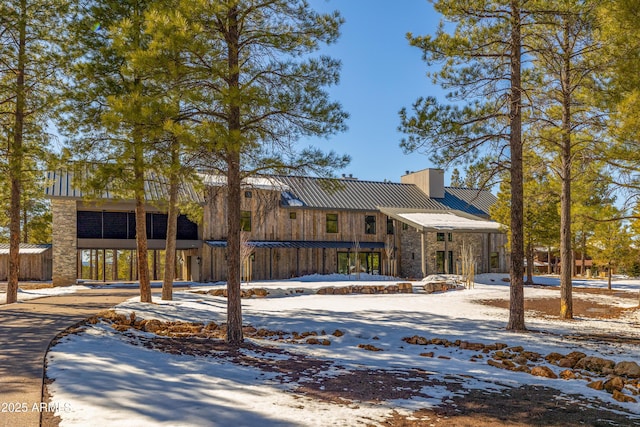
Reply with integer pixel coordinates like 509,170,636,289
52,199,78,286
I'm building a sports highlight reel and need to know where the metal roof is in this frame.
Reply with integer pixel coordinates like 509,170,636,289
275,176,496,216
380,208,503,234
0,243,52,255
206,240,385,249
44,170,204,204
275,176,448,211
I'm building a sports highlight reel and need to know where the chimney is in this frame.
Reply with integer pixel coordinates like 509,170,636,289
400,168,445,198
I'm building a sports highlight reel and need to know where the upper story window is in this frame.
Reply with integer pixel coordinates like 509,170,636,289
365,215,376,234
437,232,453,242
289,211,297,220
244,191,252,198
386,217,394,235
326,213,338,233
240,210,252,232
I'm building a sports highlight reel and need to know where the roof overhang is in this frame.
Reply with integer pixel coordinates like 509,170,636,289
379,207,504,234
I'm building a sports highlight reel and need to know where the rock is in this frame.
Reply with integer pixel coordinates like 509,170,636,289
112,324,130,332
575,356,616,373
613,390,637,403
545,352,564,364
143,319,164,333
321,339,331,346
358,344,383,352
508,346,524,353
560,369,576,380
397,282,413,293
522,351,541,362
614,361,640,378
566,351,587,361
531,366,558,379
558,358,577,368
604,376,625,394
253,288,268,297
514,355,528,366
460,341,486,351
420,352,435,358
587,380,604,391
317,287,333,295
306,338,320,345
404,335,429,345
209,289,226,297
332,329,345,337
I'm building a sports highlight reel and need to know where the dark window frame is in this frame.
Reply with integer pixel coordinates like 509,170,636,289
365,215,376,235
240,210,252,232
326,213,338,233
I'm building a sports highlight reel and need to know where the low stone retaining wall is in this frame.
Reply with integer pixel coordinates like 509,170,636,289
317,282,413,295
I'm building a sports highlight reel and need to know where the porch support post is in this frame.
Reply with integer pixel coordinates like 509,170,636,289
421,231,427,278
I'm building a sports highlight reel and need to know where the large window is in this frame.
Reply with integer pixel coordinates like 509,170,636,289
386,217,394,235
436,250,454,274
326,213,338,233
338,252,381,275
365,215,376,234
240,211,252,232
77,211,198,240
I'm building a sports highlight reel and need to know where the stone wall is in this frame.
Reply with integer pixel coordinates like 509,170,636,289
399,227,507,279
52,199,77,286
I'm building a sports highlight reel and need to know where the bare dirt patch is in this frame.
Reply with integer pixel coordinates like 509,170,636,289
478,287,640,320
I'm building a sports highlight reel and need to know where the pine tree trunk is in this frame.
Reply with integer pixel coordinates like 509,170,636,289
559,18,573,320
608,264,612,290
525,241,534,286
162,143,180,301
225,4,243,345
7,0,27,304
507,0,526,331
134,148,151,303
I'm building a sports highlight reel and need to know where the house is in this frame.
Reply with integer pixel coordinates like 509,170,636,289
45,168,507,285
0,243,53,281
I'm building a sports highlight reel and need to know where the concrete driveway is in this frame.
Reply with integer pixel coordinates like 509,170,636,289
0,288,145,427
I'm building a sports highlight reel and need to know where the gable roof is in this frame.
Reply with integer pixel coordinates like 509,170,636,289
275,175,496,217
44,170,204,204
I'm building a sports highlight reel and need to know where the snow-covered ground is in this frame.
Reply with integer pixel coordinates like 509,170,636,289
46,274,640,426
0,284,89,304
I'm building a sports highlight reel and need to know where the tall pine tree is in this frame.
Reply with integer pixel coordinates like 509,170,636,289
399,0,529,330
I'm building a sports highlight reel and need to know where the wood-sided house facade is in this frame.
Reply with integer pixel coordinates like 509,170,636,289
46,168,507,285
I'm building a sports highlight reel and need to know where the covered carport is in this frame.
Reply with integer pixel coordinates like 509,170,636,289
380,207,505,277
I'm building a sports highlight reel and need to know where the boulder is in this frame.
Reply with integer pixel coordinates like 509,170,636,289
587,380,604,391
614,361,640,379
403,335,429,345
575,356,616,373
531,366,558,379
560,369,576,380
604,376,625,394
253,288,269,297
545,352,564,364
143,319,164,333
332,329,345,337
460,341,486,351
613,390,637,403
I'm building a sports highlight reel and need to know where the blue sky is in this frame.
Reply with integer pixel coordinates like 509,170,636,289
303,0,445,183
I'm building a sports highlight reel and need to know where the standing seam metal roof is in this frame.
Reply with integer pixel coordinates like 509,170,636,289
275,176,496,216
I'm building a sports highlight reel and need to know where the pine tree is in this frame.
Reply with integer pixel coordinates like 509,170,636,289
528,0,605,319
152,0,349,344
399,0,529,330
0,0,67,301
62,0,162,302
